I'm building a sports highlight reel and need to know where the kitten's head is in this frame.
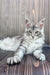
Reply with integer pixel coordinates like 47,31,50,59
24,18,46,40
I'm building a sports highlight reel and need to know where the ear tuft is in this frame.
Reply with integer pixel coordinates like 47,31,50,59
41,18,46,23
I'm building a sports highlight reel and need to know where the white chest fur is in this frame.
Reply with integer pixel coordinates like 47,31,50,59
22,37,44,54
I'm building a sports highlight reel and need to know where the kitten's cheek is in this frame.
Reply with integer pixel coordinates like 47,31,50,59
29,36,32,39
31,36,32,39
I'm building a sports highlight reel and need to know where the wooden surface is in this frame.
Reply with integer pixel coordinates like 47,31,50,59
0,47,50,75
0,55,50,75
0,0,50,44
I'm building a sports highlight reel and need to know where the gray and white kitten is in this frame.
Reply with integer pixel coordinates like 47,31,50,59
0,18,46,64
7,18,46,64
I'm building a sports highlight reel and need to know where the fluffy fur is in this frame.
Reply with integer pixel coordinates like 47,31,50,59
0,36,23,51
0,18,46,64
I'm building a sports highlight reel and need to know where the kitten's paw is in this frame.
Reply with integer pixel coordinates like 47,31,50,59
39,54,46,61
7,56,21,64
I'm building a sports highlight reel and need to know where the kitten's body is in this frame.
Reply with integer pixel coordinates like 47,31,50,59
0,18,46,64
0,36,23,51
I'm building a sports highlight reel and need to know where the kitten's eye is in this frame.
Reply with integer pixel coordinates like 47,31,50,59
35,31,41,36
29,30,32,33
35,31,39,34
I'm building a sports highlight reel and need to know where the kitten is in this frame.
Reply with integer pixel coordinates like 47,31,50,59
6,18,46,64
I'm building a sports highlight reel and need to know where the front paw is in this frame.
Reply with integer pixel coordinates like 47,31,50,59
39,54,46,61
7,56,21,64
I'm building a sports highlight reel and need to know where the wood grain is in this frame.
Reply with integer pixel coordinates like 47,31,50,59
44,0,49,44
0,0,50,44
0,55,50,75
49,0,50,44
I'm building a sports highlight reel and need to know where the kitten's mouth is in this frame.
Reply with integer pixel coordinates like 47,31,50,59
32,36,34,38
32,35,42,40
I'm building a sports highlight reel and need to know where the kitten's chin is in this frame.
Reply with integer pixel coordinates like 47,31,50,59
33,36,38,40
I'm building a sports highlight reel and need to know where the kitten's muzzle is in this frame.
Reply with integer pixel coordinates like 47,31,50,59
32,36,34,38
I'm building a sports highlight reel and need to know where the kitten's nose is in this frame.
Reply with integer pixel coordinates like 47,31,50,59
32,36,34,38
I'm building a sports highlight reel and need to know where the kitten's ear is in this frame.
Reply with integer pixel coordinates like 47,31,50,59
26,18,31,28
38,18,46,29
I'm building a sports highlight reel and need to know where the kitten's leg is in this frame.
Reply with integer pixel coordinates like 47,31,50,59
33,49,46,61
7,46,26,64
